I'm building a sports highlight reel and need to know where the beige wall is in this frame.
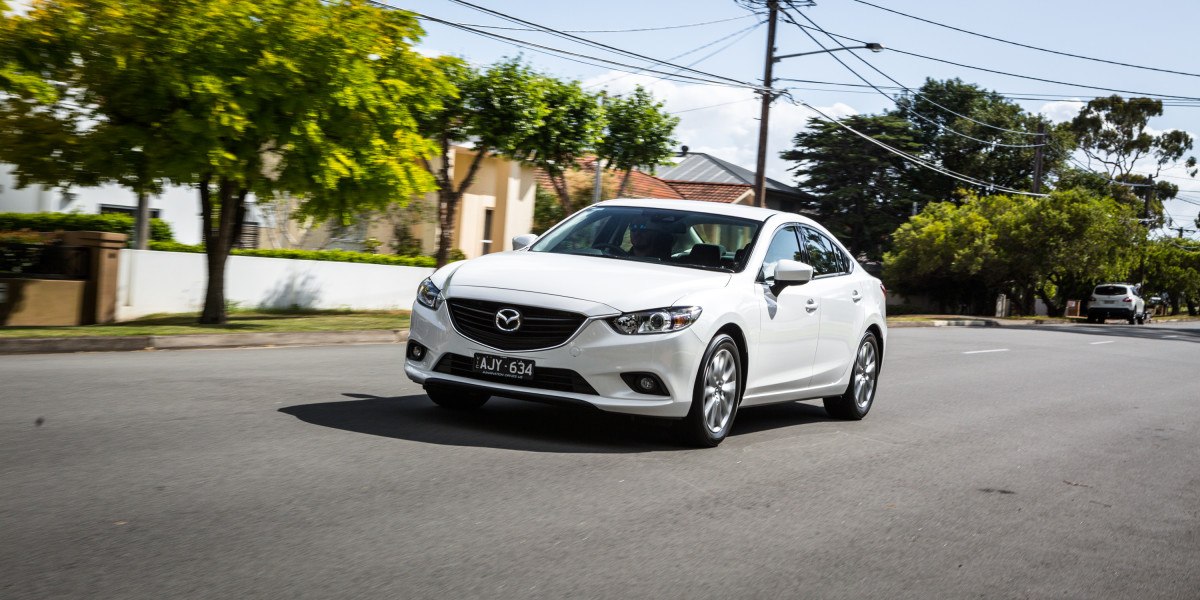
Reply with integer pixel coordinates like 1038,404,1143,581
263,146,534,260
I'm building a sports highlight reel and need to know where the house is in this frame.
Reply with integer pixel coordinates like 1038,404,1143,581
1,144,536,259
656,152,813,213
536,153,810,210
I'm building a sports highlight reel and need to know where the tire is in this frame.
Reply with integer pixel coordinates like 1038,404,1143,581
675,333,742,448
1127,313,1136,324
824,332,880,420
426,384,490,410
1136,313,1145,325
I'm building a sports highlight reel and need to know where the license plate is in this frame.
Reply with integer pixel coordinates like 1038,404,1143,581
473,353,535,381
1102,300,1115,304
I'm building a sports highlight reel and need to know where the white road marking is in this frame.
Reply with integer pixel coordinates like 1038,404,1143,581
1090,341,1115,345
963,349,1009,354
1163,335,1179,338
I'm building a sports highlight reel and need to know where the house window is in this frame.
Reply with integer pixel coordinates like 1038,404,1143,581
481,208,494,255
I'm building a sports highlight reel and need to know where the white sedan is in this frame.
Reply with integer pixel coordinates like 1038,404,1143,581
404,199,887,447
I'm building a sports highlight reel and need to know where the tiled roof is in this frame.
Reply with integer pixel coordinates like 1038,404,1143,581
663,180,753,204
657,152,805,197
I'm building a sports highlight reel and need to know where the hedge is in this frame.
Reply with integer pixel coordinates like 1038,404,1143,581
0,212,174,242
147,241,440,268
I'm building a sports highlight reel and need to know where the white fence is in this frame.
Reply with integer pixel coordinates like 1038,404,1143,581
116,249,434,321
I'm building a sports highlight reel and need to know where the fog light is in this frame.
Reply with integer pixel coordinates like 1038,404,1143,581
621,372,668,396
407,341,426,361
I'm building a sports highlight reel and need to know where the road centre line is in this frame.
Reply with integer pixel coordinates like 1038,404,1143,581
1090,341,1115,345
963,349,1009,354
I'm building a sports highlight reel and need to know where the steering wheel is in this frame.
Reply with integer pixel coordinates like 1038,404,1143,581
592,242,628,256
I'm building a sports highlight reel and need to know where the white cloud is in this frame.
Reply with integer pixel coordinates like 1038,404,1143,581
586,72,860,183
1039,99,1086,123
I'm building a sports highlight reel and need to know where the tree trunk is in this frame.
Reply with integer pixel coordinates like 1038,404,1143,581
199,177,242,325
428,141,488,268
134,190,150,250
549,172,573,217
615,168,633,199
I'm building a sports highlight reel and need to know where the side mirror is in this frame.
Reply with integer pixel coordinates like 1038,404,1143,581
512,233,539,251
775,259,814,285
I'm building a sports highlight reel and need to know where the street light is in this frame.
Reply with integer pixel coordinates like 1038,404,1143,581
751,6,883,207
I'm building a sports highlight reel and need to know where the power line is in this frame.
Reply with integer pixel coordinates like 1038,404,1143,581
409,10,768,90
777,78,1200,106
778,5,1046,146
789,22,1200,102
435,0,759,89
585,19,764,90
849,0,1200,79
790,97,1049,197
455,14,756,33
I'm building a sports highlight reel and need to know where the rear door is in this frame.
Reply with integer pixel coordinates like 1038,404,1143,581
800,226,867,389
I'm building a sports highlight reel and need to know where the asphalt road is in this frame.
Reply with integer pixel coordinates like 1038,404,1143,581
2,322,1198,599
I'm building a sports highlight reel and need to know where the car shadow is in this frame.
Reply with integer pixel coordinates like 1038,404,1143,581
278,392,835,453
1025,322,1200,344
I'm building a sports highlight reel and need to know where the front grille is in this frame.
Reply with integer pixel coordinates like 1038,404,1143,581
433,353,598,395
447,298,588,351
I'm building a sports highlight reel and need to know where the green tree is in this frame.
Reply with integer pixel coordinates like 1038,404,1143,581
890,78,1073,201
526,76,605,217
596,85,679,198
1070,95,1197,223
1145,237,1200,316
1,0,445,324
885,190,1138,315
417,57,547,267
781,114,922,260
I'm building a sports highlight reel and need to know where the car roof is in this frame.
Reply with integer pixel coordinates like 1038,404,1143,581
596,198,807,224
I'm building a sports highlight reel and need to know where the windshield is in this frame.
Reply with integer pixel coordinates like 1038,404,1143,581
1094,285,1129,296
529,205,762,272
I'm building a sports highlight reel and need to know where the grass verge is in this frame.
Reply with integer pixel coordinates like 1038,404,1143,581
0,310,411,338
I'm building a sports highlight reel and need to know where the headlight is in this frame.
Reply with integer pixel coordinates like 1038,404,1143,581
416,278,443,310
609,306,702,335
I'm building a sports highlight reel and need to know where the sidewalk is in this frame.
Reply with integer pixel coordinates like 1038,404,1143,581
3,315,1197,355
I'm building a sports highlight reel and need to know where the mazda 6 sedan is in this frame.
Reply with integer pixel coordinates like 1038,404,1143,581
404,199,887,447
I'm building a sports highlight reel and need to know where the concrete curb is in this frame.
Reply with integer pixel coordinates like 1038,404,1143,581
0,329,408,355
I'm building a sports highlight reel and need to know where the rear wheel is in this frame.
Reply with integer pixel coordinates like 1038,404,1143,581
426,384,490,410
675,334,742,448
824,332,880,420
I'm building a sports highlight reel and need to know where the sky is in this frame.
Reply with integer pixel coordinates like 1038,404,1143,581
404,0,1200,238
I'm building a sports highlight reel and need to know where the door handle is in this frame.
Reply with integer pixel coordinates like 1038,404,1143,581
806,298,819,312
851,289,862,302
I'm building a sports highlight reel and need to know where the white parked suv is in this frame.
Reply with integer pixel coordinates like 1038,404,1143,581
1086,283,1147,324
404,199,888,447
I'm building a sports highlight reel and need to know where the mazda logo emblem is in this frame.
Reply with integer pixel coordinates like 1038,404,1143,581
495,308,522,332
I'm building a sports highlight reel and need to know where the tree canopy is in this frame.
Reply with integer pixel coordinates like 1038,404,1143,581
1,0,446,323
885,190,1139,315
782,114,921,261
596,85,679,198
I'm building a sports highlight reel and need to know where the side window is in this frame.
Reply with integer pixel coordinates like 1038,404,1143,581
760,226,803,280
802,227,844,277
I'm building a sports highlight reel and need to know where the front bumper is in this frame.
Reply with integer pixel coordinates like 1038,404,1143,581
404,300,706,418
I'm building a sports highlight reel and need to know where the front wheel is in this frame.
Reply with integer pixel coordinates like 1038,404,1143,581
824,332,880,420
675,334,742,448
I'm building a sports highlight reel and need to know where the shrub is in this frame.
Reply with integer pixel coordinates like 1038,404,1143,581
0,212,174,242
146,241,442,268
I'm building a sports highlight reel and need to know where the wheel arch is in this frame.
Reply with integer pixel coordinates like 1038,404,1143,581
865,322,885,374
714,322,749,395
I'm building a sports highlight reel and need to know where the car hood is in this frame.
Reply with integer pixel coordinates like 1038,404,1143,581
440,251,732,314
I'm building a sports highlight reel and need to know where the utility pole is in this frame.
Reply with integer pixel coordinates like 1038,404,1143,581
1031,122,1046,194
752,0,779,209
592,92,606,205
